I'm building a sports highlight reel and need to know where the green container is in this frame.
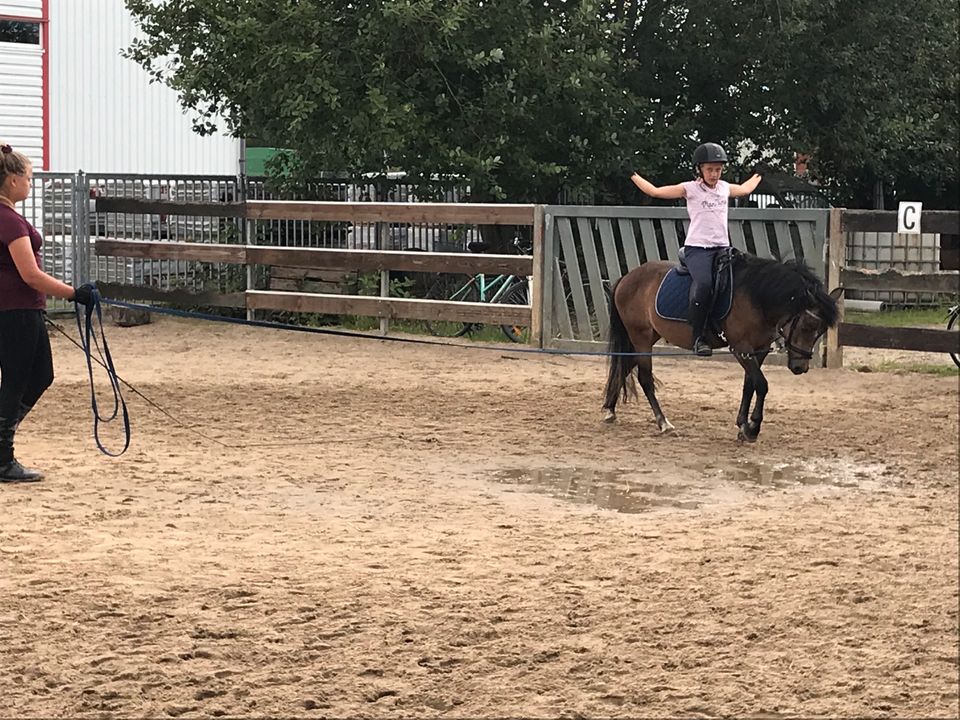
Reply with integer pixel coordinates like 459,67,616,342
245,146,280,176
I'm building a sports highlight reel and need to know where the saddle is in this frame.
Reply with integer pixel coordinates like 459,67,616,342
655,247,739,339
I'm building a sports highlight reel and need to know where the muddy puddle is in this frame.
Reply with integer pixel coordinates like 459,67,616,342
492,467,702,513
492,458,888,514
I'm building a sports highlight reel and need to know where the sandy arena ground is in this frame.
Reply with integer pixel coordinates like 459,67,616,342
1,314,957,718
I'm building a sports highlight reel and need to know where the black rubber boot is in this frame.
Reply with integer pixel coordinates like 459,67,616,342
0,416,43,483
693,337,713,357
0,459,43,482
687,302,713,357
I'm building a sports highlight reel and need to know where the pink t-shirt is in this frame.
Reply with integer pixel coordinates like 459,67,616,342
682,179,730,248
0,204,46,311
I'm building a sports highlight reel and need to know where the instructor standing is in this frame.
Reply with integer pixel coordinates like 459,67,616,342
0,142,95,482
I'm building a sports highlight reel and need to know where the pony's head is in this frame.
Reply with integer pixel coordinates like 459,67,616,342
736,256,841,374
778,265,842,374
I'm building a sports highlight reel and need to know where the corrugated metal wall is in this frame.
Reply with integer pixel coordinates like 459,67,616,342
46,0,241,174
0,43,43,161
1,0,44,161
0,1,42,17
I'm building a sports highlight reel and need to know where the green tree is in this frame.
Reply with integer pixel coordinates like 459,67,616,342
757,0,959,208
611,0,777,185
126,0,957,210
125,0,644,209
611,0,958,207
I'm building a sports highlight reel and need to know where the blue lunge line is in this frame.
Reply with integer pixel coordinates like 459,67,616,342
76,290,131,457
98,298,696,359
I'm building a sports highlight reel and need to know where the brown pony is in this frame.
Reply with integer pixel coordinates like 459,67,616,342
602,253,841,442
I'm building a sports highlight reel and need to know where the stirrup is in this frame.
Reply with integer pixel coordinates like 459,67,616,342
693,337,713,357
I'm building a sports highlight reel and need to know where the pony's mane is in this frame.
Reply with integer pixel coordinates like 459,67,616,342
733,253,838,326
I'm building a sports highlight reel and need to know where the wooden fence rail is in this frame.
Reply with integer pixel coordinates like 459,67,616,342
839,323,958,354
246,200,536,226
840,267,959,295
94,239,534,277
95,198,537,226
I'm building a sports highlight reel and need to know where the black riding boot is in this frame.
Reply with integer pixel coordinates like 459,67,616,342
0,416,43,483
688,301,713,357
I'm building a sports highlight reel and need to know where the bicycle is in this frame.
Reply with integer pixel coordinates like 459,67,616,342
423,236,532,343
947,302,960,368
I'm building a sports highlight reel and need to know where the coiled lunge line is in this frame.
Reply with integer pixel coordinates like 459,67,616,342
74,285,130,456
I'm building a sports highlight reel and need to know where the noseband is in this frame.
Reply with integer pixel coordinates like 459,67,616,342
778,308,825,361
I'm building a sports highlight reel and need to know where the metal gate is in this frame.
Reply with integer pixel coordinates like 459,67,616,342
27,171,91,311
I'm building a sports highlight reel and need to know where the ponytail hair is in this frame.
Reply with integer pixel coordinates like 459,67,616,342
0,142,31,190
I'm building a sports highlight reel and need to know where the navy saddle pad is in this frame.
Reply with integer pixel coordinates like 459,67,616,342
655,266,734,323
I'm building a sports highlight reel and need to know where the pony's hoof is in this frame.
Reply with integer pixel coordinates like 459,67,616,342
737,424,759,443
602,409,616,424
659,421,676,435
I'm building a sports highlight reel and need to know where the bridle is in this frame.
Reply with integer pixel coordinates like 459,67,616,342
778,308,826,361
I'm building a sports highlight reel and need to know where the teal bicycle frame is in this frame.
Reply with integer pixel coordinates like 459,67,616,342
450,272,522,304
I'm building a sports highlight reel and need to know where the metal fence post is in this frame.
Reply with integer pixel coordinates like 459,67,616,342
74,170,91,284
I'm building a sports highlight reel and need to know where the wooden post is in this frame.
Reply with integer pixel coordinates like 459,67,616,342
245,217,256,323
824,207,845,368
530,205,545,347
377,221,390,335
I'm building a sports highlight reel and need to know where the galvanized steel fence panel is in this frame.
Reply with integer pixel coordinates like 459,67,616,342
27,172,88,311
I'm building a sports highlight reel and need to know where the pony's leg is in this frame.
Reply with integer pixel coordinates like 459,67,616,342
736,373,755,429
601,354,636,423
636,356,675,434
602,284,641,424
734,350,769,442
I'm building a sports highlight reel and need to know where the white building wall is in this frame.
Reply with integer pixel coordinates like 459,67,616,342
47,0,241,175
0,43,43,162
0,1,44,163
0,1,42,18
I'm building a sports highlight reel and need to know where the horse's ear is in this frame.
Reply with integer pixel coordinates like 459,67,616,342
828,287,844,301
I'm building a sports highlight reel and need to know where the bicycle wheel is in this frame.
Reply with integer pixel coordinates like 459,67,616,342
947,305,960,368
423,274,480,337
499,281,531,343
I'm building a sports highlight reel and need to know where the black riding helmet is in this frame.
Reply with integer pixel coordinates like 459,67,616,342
693,142,728,176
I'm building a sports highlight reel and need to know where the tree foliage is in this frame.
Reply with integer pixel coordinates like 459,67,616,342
609,0,959,207
126,0,958,208
125,0,643,204
754,0,959,208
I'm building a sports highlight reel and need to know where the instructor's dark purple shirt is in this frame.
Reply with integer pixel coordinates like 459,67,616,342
0,204,45,310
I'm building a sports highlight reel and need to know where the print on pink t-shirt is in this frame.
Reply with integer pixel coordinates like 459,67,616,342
682,179,730,248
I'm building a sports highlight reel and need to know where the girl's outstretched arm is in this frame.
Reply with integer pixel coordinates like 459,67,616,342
628,171,686,200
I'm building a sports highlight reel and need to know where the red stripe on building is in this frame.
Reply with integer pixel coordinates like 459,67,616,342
41,0,50,169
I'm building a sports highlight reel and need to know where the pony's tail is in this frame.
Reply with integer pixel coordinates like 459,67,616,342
603,279,637,408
